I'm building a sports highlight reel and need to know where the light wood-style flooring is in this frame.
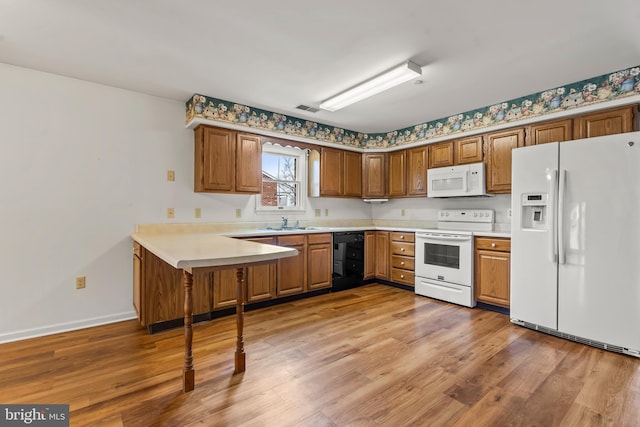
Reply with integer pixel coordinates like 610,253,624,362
1,284,639,426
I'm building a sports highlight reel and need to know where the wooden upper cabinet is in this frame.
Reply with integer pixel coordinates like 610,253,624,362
526,119,573,145
428,141,454,168
573,106,637,139
406,146,427,196
388,150,407,197
484,128,525,194
320,147,343,196
362,153,387,198
320,147,361,198
343,151,362,197
454,136,483,164
194,125,261,193
235,133,262,192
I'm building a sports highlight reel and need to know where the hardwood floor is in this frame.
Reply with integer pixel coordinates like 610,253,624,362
1,284,639,426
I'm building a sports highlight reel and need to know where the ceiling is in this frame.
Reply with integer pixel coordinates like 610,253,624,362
1,0,639,133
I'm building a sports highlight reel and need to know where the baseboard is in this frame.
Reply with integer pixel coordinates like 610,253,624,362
0,311,138,344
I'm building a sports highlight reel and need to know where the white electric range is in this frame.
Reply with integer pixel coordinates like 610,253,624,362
414,209,494,307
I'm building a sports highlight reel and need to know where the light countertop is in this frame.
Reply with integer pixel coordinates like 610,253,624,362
131,232,298,271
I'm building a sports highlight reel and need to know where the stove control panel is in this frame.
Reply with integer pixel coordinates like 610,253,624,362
438,209,494,223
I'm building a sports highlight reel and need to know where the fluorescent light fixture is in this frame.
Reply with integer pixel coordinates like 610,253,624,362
319,61,422,112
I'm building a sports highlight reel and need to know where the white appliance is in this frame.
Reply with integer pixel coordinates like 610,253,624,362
427,162,488,198
415,209,494,307
511,131,640,357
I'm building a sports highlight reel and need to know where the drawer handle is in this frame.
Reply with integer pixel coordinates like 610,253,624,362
491,243,496,248
400,235,405,239
400,274,404,279
400,248,405,252
400,261,405,266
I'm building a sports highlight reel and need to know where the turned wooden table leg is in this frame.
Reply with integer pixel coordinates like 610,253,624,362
234,267,246,374
183,269,195,392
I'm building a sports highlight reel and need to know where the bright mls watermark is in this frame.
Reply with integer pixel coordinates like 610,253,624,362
0,405,69,426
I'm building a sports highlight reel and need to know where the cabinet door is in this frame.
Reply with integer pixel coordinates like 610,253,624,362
573,106,637,139
343,151,362,197
474,249,510,308
308,243,332,290
364,231,376,280
213,268,238,310
277,244,306,295
428,142,454,168
245,237,277,303
484,128,525,194
235,133,261,193
362,153,387,198
133,243,143,324
195,126,235,192
320,147,344,196
455,136,483,164
406,146,427,196
388,150,406,197
527,119,573,145
375,231,390,280
192,271,214,315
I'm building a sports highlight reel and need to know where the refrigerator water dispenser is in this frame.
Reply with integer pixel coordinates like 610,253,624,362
521,193,548,230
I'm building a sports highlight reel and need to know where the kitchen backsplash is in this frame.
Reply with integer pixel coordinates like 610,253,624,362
186,65,640,149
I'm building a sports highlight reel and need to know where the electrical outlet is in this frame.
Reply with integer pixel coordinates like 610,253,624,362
315,209,321,217
235,208,242,218
167,208,175,219
401,209,406,217
324,209,329,216
507,208,512,218
167,170,175,182
76,276,86,289
194,208,201,218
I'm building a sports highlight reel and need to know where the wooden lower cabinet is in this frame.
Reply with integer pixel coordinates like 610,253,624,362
135,244,212,326
212,269,237,310
244,237,277,303
307,233,332,290
389,232,415,287
374,231,390,280
277,235,307,296
364,231,376,279
474,237,511,308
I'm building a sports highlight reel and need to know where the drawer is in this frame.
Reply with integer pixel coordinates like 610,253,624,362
244,236,276,245
475,237,511,252
390,232,415,243
391,255,414,271
277,234,305,246
390,241,415,256
307,233,332,245
391,268,415,286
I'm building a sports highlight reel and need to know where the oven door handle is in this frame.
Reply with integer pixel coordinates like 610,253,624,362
417,234,471,242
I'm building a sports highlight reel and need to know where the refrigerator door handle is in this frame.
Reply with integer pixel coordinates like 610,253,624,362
558,169,566,265
549,169,558,263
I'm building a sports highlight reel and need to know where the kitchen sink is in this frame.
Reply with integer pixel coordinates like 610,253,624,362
262,226,323,231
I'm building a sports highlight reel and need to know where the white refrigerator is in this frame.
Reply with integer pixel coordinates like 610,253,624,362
511,131,640,356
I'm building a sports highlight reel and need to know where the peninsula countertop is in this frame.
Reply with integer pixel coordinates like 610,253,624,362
130,232,298,271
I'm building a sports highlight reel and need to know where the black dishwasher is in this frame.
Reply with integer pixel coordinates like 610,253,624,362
332,231,365,291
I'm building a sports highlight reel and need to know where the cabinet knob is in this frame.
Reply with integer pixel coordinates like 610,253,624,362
400,235,405,239
400,262,405,266
491,243,496,248
400,274,404,279
400,248,405,252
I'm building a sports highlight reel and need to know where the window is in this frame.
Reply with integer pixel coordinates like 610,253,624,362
256,144,307,211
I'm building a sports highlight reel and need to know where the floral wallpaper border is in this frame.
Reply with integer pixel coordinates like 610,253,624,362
186,65,640,149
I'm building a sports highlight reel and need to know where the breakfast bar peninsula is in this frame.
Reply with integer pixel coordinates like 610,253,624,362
130,231,297,392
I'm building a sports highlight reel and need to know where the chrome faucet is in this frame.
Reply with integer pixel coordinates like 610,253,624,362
281,217,288,228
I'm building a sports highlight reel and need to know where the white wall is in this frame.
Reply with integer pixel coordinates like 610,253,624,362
372,195,512,228
0,63,374,342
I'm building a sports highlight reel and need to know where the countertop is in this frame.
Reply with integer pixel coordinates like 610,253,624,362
131,232,298,271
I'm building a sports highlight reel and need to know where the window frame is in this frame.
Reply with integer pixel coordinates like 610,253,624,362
255,143,307,212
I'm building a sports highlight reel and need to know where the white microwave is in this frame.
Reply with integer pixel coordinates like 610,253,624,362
427,162,489,198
